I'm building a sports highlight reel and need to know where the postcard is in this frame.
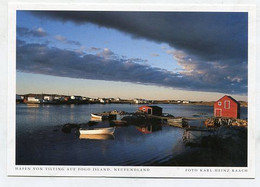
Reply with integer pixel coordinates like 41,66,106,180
7,3,256,178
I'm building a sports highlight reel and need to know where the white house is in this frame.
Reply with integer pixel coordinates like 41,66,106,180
134,99,147,104
44,95,54,101
99,98,106,103
71,96,82,100
89,98,97,102
82,97,90,101
27,96,40,103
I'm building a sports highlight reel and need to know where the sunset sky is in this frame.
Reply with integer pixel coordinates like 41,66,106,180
16,11,248,101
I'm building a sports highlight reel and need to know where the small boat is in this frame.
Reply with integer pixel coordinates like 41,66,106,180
79,127,116,135
91,113,108,120
90,117,103,122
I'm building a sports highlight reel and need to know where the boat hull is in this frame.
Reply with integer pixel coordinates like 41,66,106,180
91,113,105,119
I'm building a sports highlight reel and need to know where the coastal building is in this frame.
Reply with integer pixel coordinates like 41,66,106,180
82,97,90,101
99,98,106,103
89,98,98,102
27,96,40,103
138,105,163,116
60,96,70,101
183,100,190,104
134,98,147,104
54,96,62,100
44,95,54,101
214,95,240,118
70,96,82,100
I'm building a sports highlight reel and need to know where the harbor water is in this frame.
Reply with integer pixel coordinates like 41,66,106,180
16,104,247,166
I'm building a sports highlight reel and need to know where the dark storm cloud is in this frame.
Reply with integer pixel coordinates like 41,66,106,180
30,11,248,63
16,42,247,94
17,26,48,37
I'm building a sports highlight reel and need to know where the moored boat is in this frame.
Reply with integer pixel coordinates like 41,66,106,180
91,113,108,119
90,116,103,122
79,127,116,135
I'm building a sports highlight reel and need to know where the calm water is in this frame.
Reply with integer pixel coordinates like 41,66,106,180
16,104,247,165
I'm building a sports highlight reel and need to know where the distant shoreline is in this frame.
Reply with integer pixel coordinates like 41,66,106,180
16,101,248,107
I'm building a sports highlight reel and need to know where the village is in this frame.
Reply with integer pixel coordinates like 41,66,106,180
16,93,248,107
15,93,193,105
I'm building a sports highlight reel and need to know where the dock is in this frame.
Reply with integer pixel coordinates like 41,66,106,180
138,114,189,128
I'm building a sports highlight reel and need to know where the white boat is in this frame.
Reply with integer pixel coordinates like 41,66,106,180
79,127,116,135
90,117,102,122
91,113,109,119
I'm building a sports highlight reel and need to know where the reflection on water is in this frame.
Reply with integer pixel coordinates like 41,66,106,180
16,104,247,166
79,134,115,140
136,124,162,134
26,104,40,108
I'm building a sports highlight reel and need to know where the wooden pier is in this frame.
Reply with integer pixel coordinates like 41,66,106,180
143,114,189,128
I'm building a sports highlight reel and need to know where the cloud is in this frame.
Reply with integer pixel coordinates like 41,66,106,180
171,50,247,92
97,48,114,59
54,35,81,46
29,11,248,94
151,53,160,57
30,11,247,63
87,47,101,52
16,41,247,94
17,26,48,37
54,35,66,42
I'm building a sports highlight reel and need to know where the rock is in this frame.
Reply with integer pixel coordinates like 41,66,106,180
121,114,161,126
62,123,80,133
204,117,247,127
87,121,99,126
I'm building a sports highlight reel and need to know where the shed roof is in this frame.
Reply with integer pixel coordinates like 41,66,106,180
217,95,240,105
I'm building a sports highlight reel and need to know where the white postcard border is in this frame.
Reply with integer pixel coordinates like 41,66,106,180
7,3,256,178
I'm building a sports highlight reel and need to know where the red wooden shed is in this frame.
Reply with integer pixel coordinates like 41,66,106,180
214,95,240,118
138,105,162,116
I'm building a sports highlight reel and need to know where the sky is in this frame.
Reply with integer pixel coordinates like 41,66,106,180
16,11,248,101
